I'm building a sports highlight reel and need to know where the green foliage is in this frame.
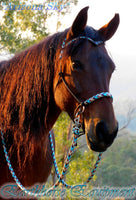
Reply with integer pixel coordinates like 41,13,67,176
50,112,98,199
53,112,72,166
53,112,97,183
94,135,136,187
0,0,78,53
0,0,48,53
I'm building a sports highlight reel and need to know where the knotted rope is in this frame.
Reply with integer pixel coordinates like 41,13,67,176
1,92,113,197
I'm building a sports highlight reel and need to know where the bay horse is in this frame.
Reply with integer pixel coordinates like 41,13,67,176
0,7,119,200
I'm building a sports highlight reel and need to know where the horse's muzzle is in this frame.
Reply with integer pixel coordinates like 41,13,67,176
87,121,118,152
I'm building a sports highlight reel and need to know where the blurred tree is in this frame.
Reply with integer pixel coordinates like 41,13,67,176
114,100,136,134
0,0,78,54
52,112,98,200
94,135,136,187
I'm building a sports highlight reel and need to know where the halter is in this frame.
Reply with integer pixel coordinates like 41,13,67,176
59,35,104,59
1,36,113,198
58,36,104,106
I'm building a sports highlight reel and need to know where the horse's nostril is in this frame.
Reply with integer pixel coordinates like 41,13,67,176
96,121,108,142
96,121,118,145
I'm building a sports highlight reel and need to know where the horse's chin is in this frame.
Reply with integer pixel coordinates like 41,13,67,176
86,133,107,152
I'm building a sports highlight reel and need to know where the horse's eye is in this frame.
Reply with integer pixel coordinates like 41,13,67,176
72,60,83,70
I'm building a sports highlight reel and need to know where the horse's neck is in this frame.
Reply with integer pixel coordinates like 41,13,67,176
44,100,61,133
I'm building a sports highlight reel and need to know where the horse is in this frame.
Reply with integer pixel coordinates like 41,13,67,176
0,7,119,200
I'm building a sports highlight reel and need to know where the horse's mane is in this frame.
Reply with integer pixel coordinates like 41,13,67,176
0,30,67,170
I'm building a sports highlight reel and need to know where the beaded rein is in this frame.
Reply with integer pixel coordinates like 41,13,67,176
1,92,112,197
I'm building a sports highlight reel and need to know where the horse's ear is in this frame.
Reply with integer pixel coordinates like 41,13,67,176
67,6,89,39
99,14,120,41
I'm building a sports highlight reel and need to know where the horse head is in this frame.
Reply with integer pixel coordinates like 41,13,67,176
54,7,119,152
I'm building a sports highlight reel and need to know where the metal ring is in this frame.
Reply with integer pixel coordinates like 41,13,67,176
74,104,85,117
